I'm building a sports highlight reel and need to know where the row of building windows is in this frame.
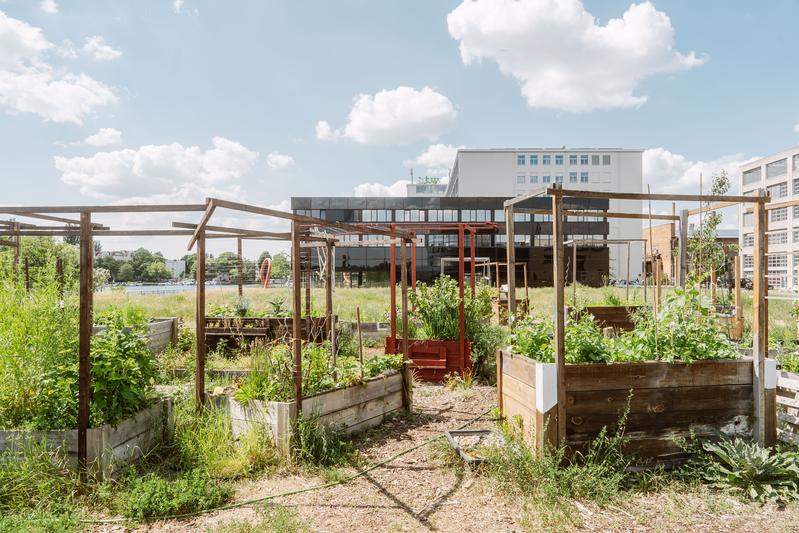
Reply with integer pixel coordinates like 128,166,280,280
296,208,607,224
517,153,611,166
741,155,799,188
516,172,590,185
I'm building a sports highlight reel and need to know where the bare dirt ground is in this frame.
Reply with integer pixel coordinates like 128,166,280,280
94,383,799,533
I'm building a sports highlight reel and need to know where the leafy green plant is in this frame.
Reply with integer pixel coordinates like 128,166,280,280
564,312,610,364
510,315,553,363
610,287,738,363
444,369,474,390
779,352,799,374
697,439,799,503
121,469,232,521
291,414,356,467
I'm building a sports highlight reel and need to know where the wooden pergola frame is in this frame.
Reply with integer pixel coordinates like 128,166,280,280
504,185,773,447
0,198,415,476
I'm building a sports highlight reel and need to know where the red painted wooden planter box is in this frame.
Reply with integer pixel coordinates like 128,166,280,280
385,337,471,382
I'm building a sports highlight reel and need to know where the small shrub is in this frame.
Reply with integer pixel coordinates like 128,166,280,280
121,469,232,521
694,438,799,503
779,352,799,374
444,369,474,390
510,315,553,362
291,415,356,468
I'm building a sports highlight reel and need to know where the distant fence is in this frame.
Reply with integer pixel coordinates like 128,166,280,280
777,370,799,445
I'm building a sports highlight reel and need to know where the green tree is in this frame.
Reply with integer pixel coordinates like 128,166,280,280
270,251,291,278
688,170,735,284
143,261,172,282
0,236,78,286
95,256,122,280
131,248,163,279
117,262,134,282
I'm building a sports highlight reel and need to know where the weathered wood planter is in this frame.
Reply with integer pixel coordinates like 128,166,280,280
776,370,799,445
572,305,644,332
0,397,174,479
205,316,332,349
93,317,178,355
385,337,471,382
497,349,777,464
209,370,409,456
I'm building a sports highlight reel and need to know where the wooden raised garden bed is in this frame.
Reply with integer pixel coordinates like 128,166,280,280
776,369,799,445
497,349,777,464
385,337,471,382
93,317,178,355
205,316,333,349
209,369,410,456
0,397,174,479
572,305,644,332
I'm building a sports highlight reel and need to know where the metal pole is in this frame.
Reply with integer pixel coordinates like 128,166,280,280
236,237,243,297
505,207,516,316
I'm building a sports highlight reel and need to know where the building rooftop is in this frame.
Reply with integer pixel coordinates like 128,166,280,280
456,147,644,154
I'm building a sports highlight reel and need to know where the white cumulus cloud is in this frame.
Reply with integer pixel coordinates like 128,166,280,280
173,0,184,13
352,180,409,197
0,11,117,124
84,127,122,146
794,122,799,133
316,86,457,145
447,0,706,112
404,143,463,178
82,36,122,61
39,1,58,15
265,152,295,170
54,137,259,202
643,147,751,195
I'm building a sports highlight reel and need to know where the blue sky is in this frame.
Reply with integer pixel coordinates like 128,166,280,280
1,0,798,257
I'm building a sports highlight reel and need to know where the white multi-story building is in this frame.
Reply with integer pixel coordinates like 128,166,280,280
739,145,799,289
446,148,644,279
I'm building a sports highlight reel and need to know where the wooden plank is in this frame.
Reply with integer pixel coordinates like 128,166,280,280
303,373,403,416
320,391,403,431
567,409,752,440
344,392,404,434
752,191,767,445
501,351,536,388
501,373,536,408
0,204,207,214
503,186,550,207
501,393,536,441
778,429,799,446
291,220,303,413
195,231,206,411
778,373,799,392
565,360,753,392
547,188,767,204
566,384,753,416
687,201,738,215
777,395,799,409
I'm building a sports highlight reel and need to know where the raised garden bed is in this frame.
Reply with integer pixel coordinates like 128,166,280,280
93,317,178,355
0,397,174,479
777,369,799,445
571,305,644,332
497,349,777,464
205,316,332,349
208,369,410,456
385,337,471,382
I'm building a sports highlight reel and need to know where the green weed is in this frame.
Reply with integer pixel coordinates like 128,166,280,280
121,469,232,521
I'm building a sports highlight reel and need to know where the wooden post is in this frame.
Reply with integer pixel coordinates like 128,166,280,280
325,241,335,370
734,257,743,338
505,207,516,317
458,226,466,372
13,222,20,268
236,237,243,297
523,263,529,303
655,255,662,313
495,261,501,300
752,192,767,446
304,251,311,319
410,239,417,293
195,230,206,412
291,221,303,414
679,209,689,288
77,212,93,476
551,187,566,443
356,307,364,381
